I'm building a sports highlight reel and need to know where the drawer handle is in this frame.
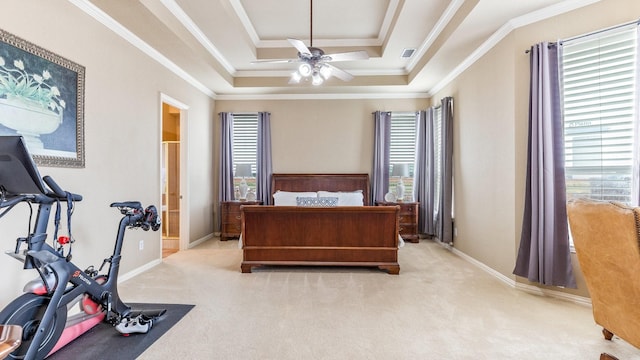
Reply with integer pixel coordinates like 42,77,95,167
235,215,241,220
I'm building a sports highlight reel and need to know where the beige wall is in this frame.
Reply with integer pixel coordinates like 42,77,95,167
214,98,429,199
431,35,519,281
431,0,640,297
0,0,216,306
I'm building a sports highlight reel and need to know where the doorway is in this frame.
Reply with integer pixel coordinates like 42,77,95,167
161,102,180,258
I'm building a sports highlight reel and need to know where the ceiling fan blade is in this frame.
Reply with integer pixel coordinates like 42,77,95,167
324,63,354,82
251,59,299,64
324,50,369,62
288,38,311,56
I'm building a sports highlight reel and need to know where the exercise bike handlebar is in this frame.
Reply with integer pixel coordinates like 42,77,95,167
43,175,83,202
0,176,81,210
111,202,161,232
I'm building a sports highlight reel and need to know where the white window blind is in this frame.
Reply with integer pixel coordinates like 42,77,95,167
389,112,417,199
562,24,638,204
433,106,443,212
389,112,417,167
232,113,258,176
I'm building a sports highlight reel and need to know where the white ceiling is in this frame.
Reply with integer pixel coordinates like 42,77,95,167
80,0,599,99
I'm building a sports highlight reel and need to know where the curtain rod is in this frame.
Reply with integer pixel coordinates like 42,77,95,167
218,112,271,115
524,18,639,53
524,42,557,54
370,111,421,115
562,18,639,43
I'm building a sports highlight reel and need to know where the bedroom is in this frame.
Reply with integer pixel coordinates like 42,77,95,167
0,0,638,357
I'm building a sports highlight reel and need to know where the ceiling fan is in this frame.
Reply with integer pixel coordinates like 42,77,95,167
251,0,369,85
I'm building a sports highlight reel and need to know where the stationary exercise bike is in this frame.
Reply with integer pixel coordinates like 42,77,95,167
0,136,165,360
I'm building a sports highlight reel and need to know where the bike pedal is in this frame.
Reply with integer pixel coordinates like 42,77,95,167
115,315,153,334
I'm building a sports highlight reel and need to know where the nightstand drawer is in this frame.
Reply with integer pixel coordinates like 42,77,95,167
399,214,417,224
376,201,419,243
397,204,416,215
220,200,262,240
222,223,242,233
222,211,242,223
399,224,417,234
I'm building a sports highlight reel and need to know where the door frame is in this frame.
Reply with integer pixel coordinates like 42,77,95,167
160,93,190,254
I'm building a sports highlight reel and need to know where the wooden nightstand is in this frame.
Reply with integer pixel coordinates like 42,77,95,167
376,201,419,243
221,201,262,240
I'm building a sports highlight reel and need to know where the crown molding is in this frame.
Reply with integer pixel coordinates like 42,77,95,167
70,0,601,101
427,0,601,96
69,0,216,98
160,0,236,75
215,92,429,101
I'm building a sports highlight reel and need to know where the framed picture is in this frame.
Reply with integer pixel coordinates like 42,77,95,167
0,28,85,168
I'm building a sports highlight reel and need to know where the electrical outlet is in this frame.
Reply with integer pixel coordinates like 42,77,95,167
139,240,144,251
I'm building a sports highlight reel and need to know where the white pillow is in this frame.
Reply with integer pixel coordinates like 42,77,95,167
317,190,364,206
273,191,318,206
296,196,339,207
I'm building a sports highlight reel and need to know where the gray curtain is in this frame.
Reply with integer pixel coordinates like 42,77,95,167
257,112,272,204
513,42,576,288
372,111,391,204
218,112,234,202
435,97,454,245
414,109,435,235
218,112,234,230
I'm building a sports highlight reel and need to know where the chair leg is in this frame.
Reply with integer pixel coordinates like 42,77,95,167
600,353,619,360
0,325,23,359
602,328,614,340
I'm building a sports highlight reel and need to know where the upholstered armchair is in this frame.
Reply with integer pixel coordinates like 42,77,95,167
566,199,640,360
0,325,21,359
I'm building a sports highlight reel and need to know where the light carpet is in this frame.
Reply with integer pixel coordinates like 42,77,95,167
115,239,639,360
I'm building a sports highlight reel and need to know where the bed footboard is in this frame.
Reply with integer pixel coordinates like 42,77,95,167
240,205,400,274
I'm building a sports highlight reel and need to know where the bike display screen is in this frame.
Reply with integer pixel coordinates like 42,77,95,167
0,135,47,195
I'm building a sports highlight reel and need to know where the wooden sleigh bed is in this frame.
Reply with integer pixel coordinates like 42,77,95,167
240,174,400,274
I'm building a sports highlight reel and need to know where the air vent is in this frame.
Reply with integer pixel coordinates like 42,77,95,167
401,48,416,58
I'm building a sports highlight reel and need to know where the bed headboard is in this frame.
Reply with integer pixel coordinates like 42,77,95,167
271,173,371,206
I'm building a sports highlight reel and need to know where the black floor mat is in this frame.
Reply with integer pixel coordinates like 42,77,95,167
47,303,194,360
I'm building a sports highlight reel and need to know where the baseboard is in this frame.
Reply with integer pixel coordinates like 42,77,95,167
449,246,516,288
513,282,591,306
118,258,162,283
445,243,591,307
119,233,215,283
188,233,215,249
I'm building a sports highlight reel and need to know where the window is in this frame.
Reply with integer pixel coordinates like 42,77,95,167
232,113,258,189
389,112,417,200
562,24,638,204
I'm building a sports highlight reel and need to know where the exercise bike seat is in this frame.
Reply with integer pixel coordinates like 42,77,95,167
110,201,142,209
0,325,22,359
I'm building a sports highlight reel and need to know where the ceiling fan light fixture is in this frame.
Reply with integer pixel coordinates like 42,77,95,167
290,71,302,83
249,0,366,85
298,63,312,77
319,65,332,80
312,72,323,86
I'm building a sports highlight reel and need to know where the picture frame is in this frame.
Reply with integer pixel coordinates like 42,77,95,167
0,28,85,168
